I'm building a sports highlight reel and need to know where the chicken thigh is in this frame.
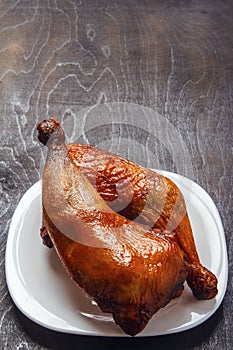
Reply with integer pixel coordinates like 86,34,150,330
41,121,188,336
38,118,218,301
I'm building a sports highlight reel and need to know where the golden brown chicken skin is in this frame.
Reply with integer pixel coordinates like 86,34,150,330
67,145,218,300
41,123,188,336
37,119,218,301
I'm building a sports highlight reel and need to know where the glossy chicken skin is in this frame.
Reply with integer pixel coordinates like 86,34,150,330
41,124,188,336
37,118,218,301
68,144,218,300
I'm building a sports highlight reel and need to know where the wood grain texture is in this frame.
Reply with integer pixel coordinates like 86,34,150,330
0,0,232,349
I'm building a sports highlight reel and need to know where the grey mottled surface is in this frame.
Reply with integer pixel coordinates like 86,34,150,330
0,0,232,349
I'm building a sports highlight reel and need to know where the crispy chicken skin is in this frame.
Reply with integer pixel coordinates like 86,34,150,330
40,122,188,336
38,119,218,302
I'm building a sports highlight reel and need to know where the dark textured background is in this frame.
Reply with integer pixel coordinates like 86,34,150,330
0,0,232,349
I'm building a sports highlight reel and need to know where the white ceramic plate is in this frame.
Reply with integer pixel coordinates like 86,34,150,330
5,171,228,337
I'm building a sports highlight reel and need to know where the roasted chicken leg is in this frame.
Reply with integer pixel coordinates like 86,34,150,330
41,122,188,336
38,119,218,301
